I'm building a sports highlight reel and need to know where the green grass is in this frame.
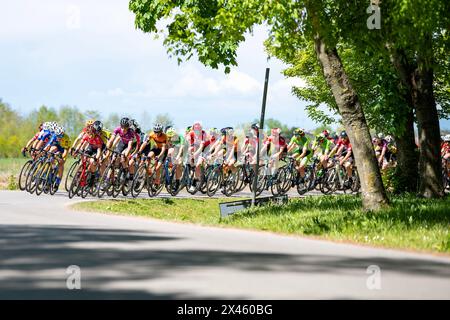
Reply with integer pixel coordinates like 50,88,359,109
73,194,450,254
0,157,76,190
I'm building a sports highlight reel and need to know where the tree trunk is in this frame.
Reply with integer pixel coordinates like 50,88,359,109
313,36,389,210
412,61,444,197
387,40,443,198
394,108,418,193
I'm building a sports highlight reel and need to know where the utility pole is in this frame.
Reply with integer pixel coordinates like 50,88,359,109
251,68,270,207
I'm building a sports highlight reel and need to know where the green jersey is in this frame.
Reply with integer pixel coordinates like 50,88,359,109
312,139,331,154
169,134,185,147
290,135,310,149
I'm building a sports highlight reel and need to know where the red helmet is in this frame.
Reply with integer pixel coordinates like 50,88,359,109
322,130,329,137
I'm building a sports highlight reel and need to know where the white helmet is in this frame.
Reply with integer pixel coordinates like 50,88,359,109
385,135,394,143
377,132,385,139
54,126,64,136
42,122,51,131
444,134,450,142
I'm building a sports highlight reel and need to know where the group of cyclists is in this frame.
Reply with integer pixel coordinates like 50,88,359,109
18,115,448,199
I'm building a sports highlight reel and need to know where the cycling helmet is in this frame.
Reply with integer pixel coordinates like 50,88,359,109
444,134,450,142
226,127,234,134
185,126,192,134
92,120,103,133
322,130,329,137
59,134,71,149
340,131,348,138
332,133,338,140
54,126,64,137
85,119,95,128
251,123,259,131
385,135,394,144
220,128,228,136
316,133,326,141
377,132,385,139
294,128,305,136
42,122,50,131
49,122,57,132
153,123,163,133
166,128,177,138
209,127,219,136
120,117,130,128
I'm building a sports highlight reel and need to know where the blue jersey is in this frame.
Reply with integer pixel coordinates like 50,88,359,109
44,133,64,153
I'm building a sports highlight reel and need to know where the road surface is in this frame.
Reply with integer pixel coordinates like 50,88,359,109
0,190,449,299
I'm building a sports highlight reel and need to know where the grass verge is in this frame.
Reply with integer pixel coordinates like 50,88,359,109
72,194,450,254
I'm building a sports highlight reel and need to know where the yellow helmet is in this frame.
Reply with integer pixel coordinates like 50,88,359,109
85,119,95,128
60,133,72,149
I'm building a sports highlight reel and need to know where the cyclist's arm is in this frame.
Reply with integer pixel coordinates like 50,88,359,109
71,132,85,150
123,140,133,157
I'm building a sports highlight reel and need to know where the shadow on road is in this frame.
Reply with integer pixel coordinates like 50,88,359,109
1,224,449,299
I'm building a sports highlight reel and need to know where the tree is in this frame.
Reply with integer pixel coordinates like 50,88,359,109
58,105,85,139
129,0,389,210
154,113,175,129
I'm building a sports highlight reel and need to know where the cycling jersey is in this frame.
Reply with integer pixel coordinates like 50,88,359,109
147,131,167,149
374,139,388,154
188,130,207,146
336,138,352,155
168,134,186,148
312,139,331,155
113,127,140,145
82,133,104,150
290,136,310,154
221,135,239,153
202,136,216,150
265,135,288,155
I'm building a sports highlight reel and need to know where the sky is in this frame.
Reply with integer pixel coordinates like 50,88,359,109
1,0,448,131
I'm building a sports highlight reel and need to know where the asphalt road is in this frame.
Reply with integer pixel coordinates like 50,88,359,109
0,190,449,299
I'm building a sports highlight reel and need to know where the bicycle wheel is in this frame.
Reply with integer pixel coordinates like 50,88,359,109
112,167,125,198
206,168,222,197
26,161,42,194
49,167,60,195
35,162,51,196
68,165,83,199
18,160,33,191
80,171,94,198
186,166,200,195
97,164,113,198
65,159,80,192
131,165,147,198
350,167,361,193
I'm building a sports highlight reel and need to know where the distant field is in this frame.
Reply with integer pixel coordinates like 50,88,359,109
0,157,75,190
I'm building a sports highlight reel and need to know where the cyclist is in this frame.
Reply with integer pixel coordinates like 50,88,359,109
74,120,107,184
166,128,186,190
35,121,60,151
70,119,95,152
328,130,354,186
242,123,261,167
187,122,208,185
313,133,332,169
261,128,288,173
373,133,390,170
287,128,312,181
42,127,71,190
441,134,450,179
222,127,240,171
136,123,167,185
108,117,141,174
